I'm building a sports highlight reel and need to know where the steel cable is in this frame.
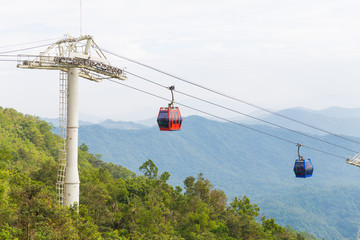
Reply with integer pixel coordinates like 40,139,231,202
105,78,349,160
125,70,359,154
102,48,360,145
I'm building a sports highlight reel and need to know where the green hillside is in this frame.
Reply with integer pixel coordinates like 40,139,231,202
258,185,360,239
78,115,360,239
0,107,316,239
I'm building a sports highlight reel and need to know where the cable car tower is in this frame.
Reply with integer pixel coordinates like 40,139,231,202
17,35,127,206
346,153,360,168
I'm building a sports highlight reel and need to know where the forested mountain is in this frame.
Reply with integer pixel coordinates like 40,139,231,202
77,114,360,239
0,107,316,239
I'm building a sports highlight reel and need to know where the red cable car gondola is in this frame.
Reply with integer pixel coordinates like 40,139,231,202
157,86,183,131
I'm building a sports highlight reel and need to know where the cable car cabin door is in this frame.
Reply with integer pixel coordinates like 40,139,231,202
169,107,182,130
157,107,182,131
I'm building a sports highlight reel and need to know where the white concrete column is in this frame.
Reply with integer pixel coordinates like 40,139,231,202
64,68,80,207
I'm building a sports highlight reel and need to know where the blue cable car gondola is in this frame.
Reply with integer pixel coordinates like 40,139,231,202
157,86,183,131
293,144,313,178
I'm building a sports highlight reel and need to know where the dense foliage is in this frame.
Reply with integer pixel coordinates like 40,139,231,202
0,107,318,239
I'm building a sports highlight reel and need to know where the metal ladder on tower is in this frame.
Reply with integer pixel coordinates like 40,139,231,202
56,71,68,206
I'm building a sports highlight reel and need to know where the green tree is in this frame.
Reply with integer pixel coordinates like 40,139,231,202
194,173,212,202
226,196,263,239
139,159,158,180
184,176,195,196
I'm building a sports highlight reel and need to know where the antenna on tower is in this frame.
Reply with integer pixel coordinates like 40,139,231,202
80,0,82,36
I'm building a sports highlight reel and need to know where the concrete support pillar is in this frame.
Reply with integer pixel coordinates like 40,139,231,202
64,68,80,207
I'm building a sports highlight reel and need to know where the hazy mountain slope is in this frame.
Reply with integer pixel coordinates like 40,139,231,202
135,117,157,127
42,117,149,130
244,107,360,137
79,115,360,189
97,119,148,130
314,106,360,119
41,117,94,127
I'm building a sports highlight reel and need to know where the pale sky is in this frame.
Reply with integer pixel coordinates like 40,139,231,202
1,0,360,122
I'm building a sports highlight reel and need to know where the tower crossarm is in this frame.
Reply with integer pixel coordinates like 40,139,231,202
16,35,127,82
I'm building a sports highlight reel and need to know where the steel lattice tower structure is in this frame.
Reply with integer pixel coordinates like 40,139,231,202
17,35,127,206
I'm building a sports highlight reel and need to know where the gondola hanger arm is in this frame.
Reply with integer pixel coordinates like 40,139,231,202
297,143,304,161
168,85,175,108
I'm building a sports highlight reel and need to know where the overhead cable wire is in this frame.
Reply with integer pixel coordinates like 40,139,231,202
0,38,59,49
0,59,18,62
0,54,57,61
105,78,348,160
0,54,57,62
102,48,360,145
125,70,359,154
0,43,53,54
0,54,43,57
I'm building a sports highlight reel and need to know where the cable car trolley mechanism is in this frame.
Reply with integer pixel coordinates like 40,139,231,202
293,143,313,178
157,86,183,131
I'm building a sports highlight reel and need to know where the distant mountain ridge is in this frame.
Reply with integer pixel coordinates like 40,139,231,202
42,118,94,128
309,106,360,118
238,106,360,137
44,106,360,137
42,117,149,130
97,119,148,130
